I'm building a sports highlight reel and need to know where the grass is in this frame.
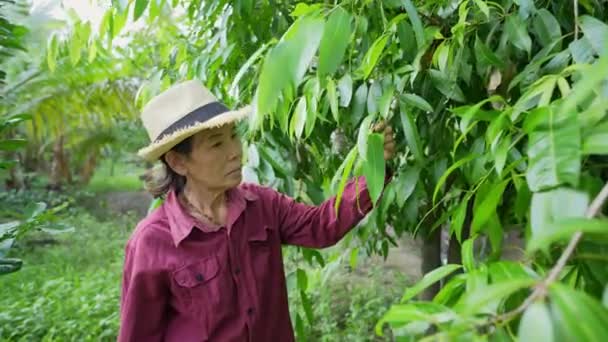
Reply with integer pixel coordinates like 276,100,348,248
0,210,135,341
85,160,145,193
1,200,409,341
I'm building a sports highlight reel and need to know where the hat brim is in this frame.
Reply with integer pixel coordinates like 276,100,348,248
137,105,251,162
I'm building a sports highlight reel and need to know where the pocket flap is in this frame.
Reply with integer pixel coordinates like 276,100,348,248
173,255,220,287
248,225,272,242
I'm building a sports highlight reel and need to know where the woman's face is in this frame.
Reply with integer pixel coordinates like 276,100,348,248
169,123,243,191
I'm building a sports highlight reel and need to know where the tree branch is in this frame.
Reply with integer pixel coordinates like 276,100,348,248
495,182,608,324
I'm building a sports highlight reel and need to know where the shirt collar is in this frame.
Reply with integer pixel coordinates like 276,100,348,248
164,185,259,247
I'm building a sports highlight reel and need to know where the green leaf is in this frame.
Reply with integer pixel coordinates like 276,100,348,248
255,16,325,117
394,167,420,207
47,34,58,72
493,136,510,176
400,0,425,49
400,93,433,112
579,15,608,56
327,78,339,123
318,7,352,77
352,83,368,124
462,237,475,272
399,101,424,161
451,197,469,243
530,218,607,252
357,116,374,158
376,302,456,336
0,139,27,152
518,302,555,342
378,84,394,119
290,97,307,139
457,279,536,314
506,15,532,54
473,0,489,19
397,21,416,61
356,34,390,79
300,290,314,324
472,179,510,233
583,121,608,155
549,283,608,341
533,9,561,49
432,155,477,204
434,275,466,305
429,69,466,102
529,188,589,251
569,38,596,64
603,285,608,309
134,0,149,21
525,106,581,192
338,74,353,107
474,35,504,68
349,247,359,269
489,261,537,282
296,268,308,291
334,147,358,213
69,30,82,65
362,133,386,205
367,81,381,116
401,264,462,302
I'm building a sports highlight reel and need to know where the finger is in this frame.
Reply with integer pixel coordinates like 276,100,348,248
373,121,386,132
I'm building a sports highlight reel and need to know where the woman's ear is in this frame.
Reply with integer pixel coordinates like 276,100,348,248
164,151,188,176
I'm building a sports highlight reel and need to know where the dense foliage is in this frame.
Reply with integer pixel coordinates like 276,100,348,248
2,0,608,340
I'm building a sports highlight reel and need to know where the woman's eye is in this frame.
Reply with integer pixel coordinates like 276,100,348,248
212,142,222,148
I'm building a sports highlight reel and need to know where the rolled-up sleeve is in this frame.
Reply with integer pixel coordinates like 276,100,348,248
118,241,168,342
274,175,390,248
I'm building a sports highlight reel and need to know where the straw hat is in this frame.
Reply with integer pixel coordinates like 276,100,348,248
137,80,250,161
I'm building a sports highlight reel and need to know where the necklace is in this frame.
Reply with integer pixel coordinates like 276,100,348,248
179,191,220,226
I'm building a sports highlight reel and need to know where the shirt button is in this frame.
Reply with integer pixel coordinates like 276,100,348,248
235,267,241,275
247,307,254,316
195,273,204,282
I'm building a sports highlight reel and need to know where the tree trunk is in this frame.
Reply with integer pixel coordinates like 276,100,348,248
80,150,97,185
49,135,71,190
420,227,442,300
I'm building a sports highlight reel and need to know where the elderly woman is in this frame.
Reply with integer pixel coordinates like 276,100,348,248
118,80,395,341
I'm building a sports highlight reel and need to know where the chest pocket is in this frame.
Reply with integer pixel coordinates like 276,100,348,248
248,225,275,270
172,255,226,311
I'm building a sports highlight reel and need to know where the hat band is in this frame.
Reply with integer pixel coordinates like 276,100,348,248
154,101,229,142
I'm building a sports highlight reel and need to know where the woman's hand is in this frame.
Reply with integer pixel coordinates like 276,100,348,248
372,121,396,161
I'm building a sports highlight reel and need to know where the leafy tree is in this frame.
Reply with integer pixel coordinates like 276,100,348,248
38,0,608,339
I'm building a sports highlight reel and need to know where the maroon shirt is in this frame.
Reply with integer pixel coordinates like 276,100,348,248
118,176,384,341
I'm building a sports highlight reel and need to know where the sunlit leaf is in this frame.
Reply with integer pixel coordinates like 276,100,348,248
529,188,589,251
525,106,580,191
352,83,368,124
134,0,149,21
290,97,307,139
462,237,475,272
327,78,339,123
579,15,608,56
583,121,608,155
473,0,489,18
362,133,386,205
457,279,535,314
349,247,359,269
356,33,390,79
318,6,352,77
518,302,555,342
358,116,374,158
334,147,358,213
255,16,325,117
472,179,510,233
549,283,608,341
401,264,462,302
338,73,353,107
